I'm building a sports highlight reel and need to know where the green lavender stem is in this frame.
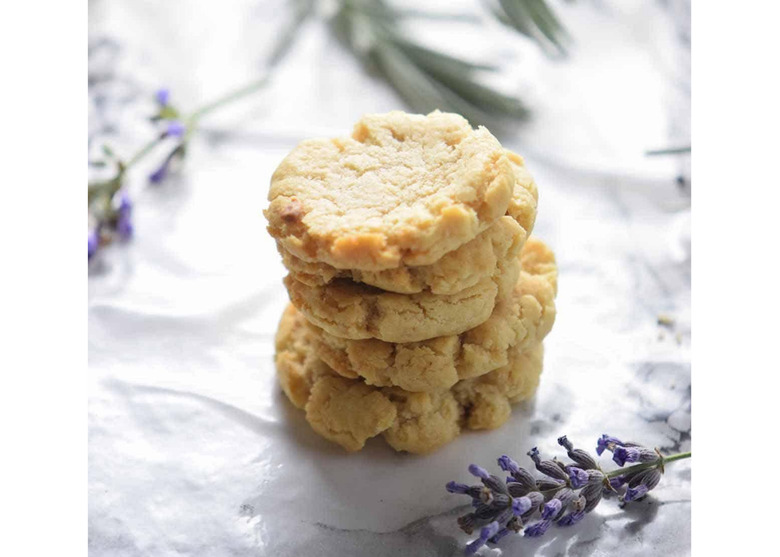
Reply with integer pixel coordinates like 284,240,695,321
605,451,691,479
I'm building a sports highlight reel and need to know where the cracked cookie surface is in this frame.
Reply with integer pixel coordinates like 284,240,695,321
278,151,537,295
306,238,556,391
265,111,517,271
275,304,545,453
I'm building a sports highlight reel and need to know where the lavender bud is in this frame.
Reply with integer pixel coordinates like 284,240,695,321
567,467,590,488
474,503,498,520
557,436,573,451
512,497,532,516
624,485,649,502
554,488,576,509
498,455,520,473
468,464,490,480
114,191,133,239
579,482,602,504
488,527,512,544
88,229,99,259
537,478,565,492
149,159,170,184
507,482,529,498
541,499,562,520
490,494,510,508
155,89,170,106
528,448,569,481
558,437,599,469
613,446,658,467
494,507,514,527
525,491,545,509
483,474,509,495
511,467,537,492
524,519,552,537
446,481,469,494
465,521,500,555
165,120,186,138
557,510,586,527
586,469,605,484
582,486,603,513
570,449,599,470
628,468,662,491
608,475,628,490
596,434,624,455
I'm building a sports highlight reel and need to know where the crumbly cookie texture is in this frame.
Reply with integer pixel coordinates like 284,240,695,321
307,238,557,391
274,304,545,453
285,253,520,343
277,152,537,295
265,111,517,271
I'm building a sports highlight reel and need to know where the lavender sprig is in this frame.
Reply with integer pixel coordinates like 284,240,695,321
447,435,691,553
88,77,268,261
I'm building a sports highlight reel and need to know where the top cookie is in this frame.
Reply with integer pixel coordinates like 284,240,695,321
265,111,516,271
276,150,538,295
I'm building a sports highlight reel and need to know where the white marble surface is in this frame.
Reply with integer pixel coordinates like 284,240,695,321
88,1,691,555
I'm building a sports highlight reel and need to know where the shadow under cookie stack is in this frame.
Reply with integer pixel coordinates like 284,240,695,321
265,111,557,454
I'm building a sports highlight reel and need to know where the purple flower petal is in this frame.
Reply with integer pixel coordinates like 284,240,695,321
156,88,170,106
468,464,490,480
612,447,641,467
498,455,520,473
149,159,170,184
596,435,624,456
446,481,469,494
166,120,186,137
541,499,562,520
511,496,532,516
567,467,590,488
624,484,649,502
88,230,99,259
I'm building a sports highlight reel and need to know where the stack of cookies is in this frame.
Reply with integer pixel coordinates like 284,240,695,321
265,111,557,454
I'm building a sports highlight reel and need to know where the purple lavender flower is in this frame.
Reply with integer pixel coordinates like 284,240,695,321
624,485,649,502
613,446,659,467
447,435,687,552
156,88,170,106
88,229,99,259
469,464,490,480
465,522,500,555
498,455,521,474
114,190,133,239
608,475,627,490
541,499,562,520
149,158,170,184
623,468,662,502
446,482,485,499
488,527,513,544
512,496,532,516
596,435,624,456
166,120,186,138
557,510,586,527
567,467,590,488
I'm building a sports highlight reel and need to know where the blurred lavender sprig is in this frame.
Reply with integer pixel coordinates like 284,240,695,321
88,88,189,259
87,74,268,261
447,434,690,554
